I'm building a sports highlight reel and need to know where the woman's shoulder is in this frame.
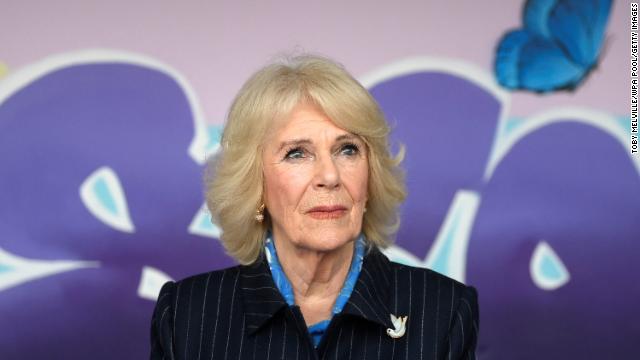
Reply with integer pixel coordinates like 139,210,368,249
150,265,250,357
166,265,242,294
383,258,479,338
384,255,478,305
155,265,245,308
394,260,474,287
375,257,479,356
368,246,476,295
362,246,478,318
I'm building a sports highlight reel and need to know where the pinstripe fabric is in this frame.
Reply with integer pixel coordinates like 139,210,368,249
150,246,479,359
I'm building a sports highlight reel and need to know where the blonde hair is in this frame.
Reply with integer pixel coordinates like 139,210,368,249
205,54,406,265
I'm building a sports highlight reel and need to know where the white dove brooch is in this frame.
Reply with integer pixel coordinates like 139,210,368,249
386,314,408,339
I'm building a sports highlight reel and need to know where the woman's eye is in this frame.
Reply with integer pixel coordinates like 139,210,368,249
284,147,305,160
339,143,360,156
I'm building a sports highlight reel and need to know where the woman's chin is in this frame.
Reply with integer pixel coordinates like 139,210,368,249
293,232,357,254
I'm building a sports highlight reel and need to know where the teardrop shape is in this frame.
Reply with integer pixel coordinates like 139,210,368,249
530,241,571,290
79,166,135,233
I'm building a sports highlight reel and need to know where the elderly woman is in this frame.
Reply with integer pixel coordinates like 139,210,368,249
150,55,478,359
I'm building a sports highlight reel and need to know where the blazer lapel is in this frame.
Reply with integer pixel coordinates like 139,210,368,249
341,246,395,330
239,255,288,334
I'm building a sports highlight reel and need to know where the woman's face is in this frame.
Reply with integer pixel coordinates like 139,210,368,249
262,103,368,253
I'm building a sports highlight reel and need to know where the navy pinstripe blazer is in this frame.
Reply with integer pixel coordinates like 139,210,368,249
150,246,479,359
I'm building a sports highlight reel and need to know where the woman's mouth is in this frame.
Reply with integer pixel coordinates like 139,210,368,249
306,205,348,220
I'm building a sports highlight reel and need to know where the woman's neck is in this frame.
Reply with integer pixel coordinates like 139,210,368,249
273,236,354,323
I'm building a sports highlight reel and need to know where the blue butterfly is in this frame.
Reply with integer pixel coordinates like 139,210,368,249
495,0,612,92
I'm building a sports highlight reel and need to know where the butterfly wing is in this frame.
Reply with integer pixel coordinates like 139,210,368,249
495,29,585,91
523,0,556,37
547,0,612,67
495,0,612,92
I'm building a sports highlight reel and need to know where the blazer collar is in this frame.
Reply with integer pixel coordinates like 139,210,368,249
239,255,288,334
239,245,395,334
341,246,395,329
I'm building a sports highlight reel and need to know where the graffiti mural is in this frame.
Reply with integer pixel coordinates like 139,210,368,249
0,51,234,359
0,1,634,359
362,58,639,359
1,50,636,359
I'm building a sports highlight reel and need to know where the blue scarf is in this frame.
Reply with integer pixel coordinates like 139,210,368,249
264,234,365,347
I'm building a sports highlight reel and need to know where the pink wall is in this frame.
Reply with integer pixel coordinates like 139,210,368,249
0,0,626,123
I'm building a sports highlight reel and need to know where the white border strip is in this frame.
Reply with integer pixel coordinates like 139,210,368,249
358,56,510,122
359,56,509,104
485,107,640,179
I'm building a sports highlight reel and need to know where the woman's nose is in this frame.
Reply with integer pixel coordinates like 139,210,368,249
313,154,340,190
